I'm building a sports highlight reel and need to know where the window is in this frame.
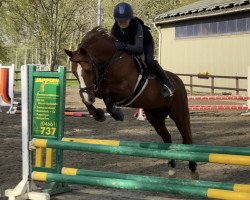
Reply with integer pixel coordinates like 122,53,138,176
218,20,227,34
247,17,250,31
175,26,181,37
175,12,250,39
176,25,187,37
237,17,247,32
227,18,236,32
187,24,194,36
201,20,209,35
194,22,202,36
209,21,217,34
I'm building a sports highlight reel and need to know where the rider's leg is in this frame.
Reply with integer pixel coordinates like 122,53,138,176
103,96,124,121
153,62,175,96
144,43,175,97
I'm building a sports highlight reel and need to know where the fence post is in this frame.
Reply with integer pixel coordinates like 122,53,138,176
211,77,214,95
242,67,250,115
236,78,239,95
248,67,250,111
190,75,193,95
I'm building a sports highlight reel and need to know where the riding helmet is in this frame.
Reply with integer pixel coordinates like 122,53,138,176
114,2,133,21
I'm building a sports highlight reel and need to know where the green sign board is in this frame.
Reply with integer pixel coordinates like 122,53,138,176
32,77,60,138
29,66,65,140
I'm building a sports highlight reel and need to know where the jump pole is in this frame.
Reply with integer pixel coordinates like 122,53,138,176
189,105,248,111
61,167,250,193
32,138,250,166
32,171,250,200
188,96,250,100
62,137,250,156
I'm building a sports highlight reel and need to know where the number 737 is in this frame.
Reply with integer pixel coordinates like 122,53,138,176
41,127,56,136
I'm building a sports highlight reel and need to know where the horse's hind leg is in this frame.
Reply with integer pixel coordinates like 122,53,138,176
144,109,171,142
169,107,199,180
143,108,177,177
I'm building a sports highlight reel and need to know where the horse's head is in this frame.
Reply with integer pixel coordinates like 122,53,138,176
65,27,119,106
65,48,96,105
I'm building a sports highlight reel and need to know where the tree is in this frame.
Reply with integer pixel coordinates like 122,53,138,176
0,42,7,63
1,0,98,70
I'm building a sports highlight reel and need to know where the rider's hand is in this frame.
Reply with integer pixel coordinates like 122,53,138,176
115,41,126,50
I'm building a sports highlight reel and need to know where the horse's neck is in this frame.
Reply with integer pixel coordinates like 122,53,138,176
106,54,139,88
103,56,140,102
89,46,116,64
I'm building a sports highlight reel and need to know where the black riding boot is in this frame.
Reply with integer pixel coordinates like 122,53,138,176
151,63,175,97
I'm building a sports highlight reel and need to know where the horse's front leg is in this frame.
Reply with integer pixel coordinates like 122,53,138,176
78,87,106,122
85,104,106,122
103,96,124,121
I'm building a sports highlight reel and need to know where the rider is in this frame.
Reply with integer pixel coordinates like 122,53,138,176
111,2,175,97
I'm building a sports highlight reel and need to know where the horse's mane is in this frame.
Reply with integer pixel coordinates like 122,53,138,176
79,26,113,49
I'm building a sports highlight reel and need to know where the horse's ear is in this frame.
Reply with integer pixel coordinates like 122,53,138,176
80,48,87,55
64,49,73,57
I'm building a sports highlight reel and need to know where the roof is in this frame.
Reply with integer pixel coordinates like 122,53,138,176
154,0,250,25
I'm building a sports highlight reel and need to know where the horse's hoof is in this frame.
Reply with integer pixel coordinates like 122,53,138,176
109,108,124,121
168,169,177,177
93,108,106,122
191,171,199,180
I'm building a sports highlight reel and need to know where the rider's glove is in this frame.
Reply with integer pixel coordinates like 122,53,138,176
115,41,126,50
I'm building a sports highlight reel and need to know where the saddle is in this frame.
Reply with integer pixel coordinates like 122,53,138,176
115,55,152,107
115,54,173,106
132,55,154,79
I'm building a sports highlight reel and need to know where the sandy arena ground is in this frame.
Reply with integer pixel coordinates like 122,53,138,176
0,86,249,200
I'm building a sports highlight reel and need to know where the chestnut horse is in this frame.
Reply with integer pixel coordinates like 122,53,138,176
65,27,198,179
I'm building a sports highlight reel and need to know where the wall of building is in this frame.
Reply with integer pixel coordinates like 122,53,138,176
158,24,250,94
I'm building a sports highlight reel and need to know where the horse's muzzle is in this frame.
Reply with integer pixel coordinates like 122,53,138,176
79,89,95,105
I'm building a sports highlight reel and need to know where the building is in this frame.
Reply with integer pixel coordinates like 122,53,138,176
154,0,250,94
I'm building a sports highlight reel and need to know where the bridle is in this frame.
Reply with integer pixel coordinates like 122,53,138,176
78,48,124,95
